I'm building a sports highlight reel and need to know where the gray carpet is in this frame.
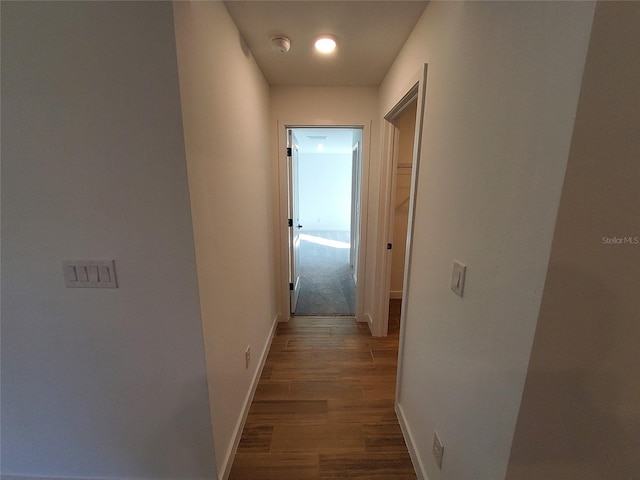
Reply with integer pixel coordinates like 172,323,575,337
294,230,356,316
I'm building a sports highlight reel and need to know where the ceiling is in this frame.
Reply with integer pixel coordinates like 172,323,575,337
223,1,429,87
292,127,358,154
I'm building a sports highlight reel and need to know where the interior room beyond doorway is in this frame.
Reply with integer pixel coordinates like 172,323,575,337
289,127,362,316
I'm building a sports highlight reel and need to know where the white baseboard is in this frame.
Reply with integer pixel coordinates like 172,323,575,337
219,314,279,480
389,290,403,299
2,477,107,480
358,312,373,326
1,477,212,480
396,402,428,480
0,477,93,480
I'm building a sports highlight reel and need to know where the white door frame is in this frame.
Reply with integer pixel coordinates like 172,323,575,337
372,65,428,337
277,122,370,322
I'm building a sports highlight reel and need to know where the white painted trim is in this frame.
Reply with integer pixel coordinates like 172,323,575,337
358,312,373,326
371,121,399,337
395,64,429,407
219,313,279,480
389,290,403,299
373,68,423,338
356,121,372,324
396,402,429,480
0,477,178,480
1,477,213,480
0,477,116,480
276,120,292,323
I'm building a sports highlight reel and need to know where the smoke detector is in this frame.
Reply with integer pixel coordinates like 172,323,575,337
271,36,291,53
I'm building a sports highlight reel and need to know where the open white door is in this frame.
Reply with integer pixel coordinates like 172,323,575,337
287,130,302,313
349,141,362,284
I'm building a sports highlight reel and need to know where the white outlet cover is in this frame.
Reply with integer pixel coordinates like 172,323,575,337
432,430,444,469
451,260,466,297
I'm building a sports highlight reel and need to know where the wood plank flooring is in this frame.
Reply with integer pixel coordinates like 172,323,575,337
228,300,416,479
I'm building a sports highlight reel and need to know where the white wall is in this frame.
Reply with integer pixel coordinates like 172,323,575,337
507,3,640,478
1,2,215,478
172,2,278,478
298,152,352,232
380,2,595,479
270,87,379,323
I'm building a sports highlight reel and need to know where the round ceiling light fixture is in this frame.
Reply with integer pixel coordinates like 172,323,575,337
271,36,291,53
314,35,337,54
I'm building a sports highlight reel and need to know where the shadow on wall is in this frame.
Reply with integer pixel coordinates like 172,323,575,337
507,263,640,480
146,378,217,478
238,32,252,58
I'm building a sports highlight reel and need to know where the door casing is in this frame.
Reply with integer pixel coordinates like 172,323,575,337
277,123,369,322
374,65,428,338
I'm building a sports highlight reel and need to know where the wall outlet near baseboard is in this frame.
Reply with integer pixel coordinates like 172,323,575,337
451,260,466,297
245,346,251,369
433,430,444,469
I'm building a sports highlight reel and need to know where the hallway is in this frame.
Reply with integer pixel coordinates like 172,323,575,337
229,301,415,479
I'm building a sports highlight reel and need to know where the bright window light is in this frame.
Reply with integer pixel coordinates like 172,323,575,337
300,233,349,249
315,36,336,54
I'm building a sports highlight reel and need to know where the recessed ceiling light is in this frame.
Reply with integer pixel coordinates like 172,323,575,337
314,35,336,54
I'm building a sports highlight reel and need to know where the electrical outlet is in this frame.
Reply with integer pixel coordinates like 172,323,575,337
451,260,466,297
432,431,444,469
245,346,251,369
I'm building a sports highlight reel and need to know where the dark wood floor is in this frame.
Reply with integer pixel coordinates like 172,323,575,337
228,299,416,479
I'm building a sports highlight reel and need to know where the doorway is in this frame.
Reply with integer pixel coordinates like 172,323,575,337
389,100,417,302
373,65,428,337
286,127,363,316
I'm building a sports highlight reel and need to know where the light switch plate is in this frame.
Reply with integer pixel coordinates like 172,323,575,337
63,260,117,288
451,260,466,297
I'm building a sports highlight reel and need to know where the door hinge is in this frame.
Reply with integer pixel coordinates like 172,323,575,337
289,282,294,291
387,243,393,250
288,218,293,227
287,147,292,156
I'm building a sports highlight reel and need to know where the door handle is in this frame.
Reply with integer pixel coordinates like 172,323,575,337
297,224,303,229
